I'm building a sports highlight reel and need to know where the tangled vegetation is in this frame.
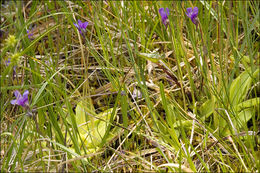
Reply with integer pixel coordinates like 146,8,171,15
1,1,259,172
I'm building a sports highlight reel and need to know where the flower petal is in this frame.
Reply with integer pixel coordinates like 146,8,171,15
78,19,82,25
186,7,199,25
159,8,169,27
166,8,169,16
10,99,17,105
23,90,29,98
193,7,198,17
78,20,83,29
186,7,193,17
27,30,33,39
74,20,88,34
81,22,88,29
5,58,10,66
14,90,21,99
73,23,79,29
159,8,165,15
11,90,29,107
159,8,166,20
18,97,28,107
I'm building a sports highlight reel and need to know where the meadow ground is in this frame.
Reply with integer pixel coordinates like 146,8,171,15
1,1,259,172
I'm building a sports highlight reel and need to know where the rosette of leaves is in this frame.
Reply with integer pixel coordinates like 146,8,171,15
67,100,118,154
199,68,259,136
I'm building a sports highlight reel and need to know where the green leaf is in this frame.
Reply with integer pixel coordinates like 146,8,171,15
229,69,259,106
199,96,216,120
157,120,168,134
233,108,254,129
74,104,117,149
233,97,260,112
74,98,96,132
138,52,161,63
173,120,193,129
84,108,117,148
75,101,93,134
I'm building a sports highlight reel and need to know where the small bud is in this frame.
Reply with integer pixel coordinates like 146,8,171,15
132,87,142,99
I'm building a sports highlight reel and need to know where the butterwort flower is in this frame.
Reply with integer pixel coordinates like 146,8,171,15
5,58,10,66
159,8,169,27
74,19,88,34
27,30,33,39
186,7,199,25
11,90,29,107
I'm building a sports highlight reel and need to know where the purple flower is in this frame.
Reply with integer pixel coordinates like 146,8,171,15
27,30,33,39
5,58,17,76
5,58,11,66
186,7,198,25
11,90,29,107
159,8,169,27
73,19,88,34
